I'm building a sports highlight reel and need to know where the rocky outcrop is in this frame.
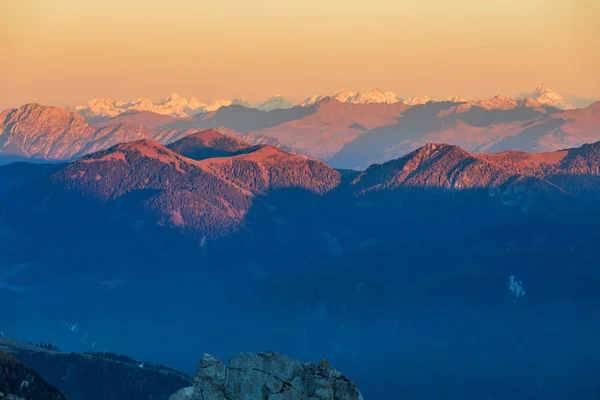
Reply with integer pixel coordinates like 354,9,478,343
170,352,363,400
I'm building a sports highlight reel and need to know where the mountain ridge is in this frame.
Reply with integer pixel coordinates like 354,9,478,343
69,84,576,121
34,137,341,236
3,97,599,170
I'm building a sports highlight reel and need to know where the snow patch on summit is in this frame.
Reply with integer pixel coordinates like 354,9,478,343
530,83,574,110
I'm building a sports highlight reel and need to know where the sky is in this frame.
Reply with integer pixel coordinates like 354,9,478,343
0,0,598,109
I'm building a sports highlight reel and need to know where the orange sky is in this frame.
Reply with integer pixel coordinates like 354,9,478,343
1,0,598,108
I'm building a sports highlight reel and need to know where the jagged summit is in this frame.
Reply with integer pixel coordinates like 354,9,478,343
159,92,185,104
402,95,432,105
478,95,518,109
530,83,574,110
73,95,215,119
351,140,570,194
300,94,328,107
6,103,85,122
334,89,399,104
0,103,166,160
348,138,600,199
445,95,467,103
535,83,550,93
69,85,579,120
347,88,400,104
74,98,122,118
301,89,400,106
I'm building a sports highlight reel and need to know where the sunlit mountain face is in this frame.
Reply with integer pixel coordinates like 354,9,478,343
2,0,599,398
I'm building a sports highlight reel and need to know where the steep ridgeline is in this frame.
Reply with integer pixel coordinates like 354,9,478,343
0,104,251,163
338,143,572,240
349,142,600,201
0,104,154,162
0,338,188,400
5,137,600,242
170,352,363,400
4,98,600,169
35,139,340,237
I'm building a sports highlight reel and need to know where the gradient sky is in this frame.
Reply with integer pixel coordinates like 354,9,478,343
1,0,598,109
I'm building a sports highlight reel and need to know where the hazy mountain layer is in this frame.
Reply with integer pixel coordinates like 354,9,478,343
3,96,599,170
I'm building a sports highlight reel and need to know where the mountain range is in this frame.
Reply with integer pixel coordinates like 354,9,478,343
2,84,600,400
2,124,600,399
2,88,598,169
5,127,600,282
4,127,600,250
69,84,577,122
72,94,254,121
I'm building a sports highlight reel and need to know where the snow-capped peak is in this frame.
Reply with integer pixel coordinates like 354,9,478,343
300,89,400,106
445,95,466,103
159,93,185,105
129,97,153,106
74,94,216,119
300,94,327,107
331,92,357,103
531,83,573,110
476,95,518,110
349,89,400,104
535,83,550,94
85,97,115,106
74,98,122,117
402,96,432,105
187,97,207,110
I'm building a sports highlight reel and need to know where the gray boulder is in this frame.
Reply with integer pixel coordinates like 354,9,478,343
170,352,363,400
